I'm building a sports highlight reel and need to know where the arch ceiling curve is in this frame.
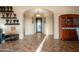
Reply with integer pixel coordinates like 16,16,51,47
23,8,54,18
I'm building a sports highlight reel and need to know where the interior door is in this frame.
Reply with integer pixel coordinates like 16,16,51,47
36,17,42,33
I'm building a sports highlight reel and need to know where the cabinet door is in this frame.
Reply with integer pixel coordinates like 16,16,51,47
70,30,78,40
62,30,78,41
62,30,70,40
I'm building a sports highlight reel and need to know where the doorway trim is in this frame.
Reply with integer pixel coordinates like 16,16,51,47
23,8,54,36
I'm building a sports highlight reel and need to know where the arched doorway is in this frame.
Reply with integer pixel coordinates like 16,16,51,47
23,8,54,37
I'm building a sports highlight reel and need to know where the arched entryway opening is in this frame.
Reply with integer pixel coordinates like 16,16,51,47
23,8,54,37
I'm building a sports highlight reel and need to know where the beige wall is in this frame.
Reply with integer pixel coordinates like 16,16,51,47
0,6,79,39
24,17,35,35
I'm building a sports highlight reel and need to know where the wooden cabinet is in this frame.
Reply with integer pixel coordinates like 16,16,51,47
59,14,79,41
62,29,78,41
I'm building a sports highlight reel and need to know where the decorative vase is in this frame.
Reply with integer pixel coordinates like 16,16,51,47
7,6,9,11
14,13,16,18
10,19,12,24
13,20,16,24
10,6,13,11
6,20,9,24
2,13,4,18
6,13,9,17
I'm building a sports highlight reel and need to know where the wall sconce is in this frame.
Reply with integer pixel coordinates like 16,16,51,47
44,20,46,23
44,17,46,23
32,17,34,23
32,20,34,23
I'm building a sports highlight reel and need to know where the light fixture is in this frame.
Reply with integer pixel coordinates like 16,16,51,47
36,14,41,17
44,17,46,23
32,17,34,23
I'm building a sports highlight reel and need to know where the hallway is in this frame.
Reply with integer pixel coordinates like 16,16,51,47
0,34,79,52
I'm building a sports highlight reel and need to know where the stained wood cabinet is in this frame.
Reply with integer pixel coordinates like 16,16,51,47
59,14,79,41
62,29,78,41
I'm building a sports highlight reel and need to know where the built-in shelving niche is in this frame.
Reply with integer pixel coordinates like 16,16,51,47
0,6,20,25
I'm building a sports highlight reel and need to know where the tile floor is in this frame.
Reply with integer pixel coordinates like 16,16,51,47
0,33,79,52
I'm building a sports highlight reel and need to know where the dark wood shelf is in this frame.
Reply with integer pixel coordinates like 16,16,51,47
5,23,20,25
1,17,17,19
0,11,13,13
0,6,13,13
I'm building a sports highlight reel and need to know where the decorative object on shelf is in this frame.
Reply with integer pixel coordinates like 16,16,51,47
5,19,20,25
9,6,11,11
6,19,9,24
14,13,16,18
2,13,5,18
13,20,16,24
6,13,9,17
1,13,17,19
0,6,20,25
0,6,13,12
32,17,34,23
